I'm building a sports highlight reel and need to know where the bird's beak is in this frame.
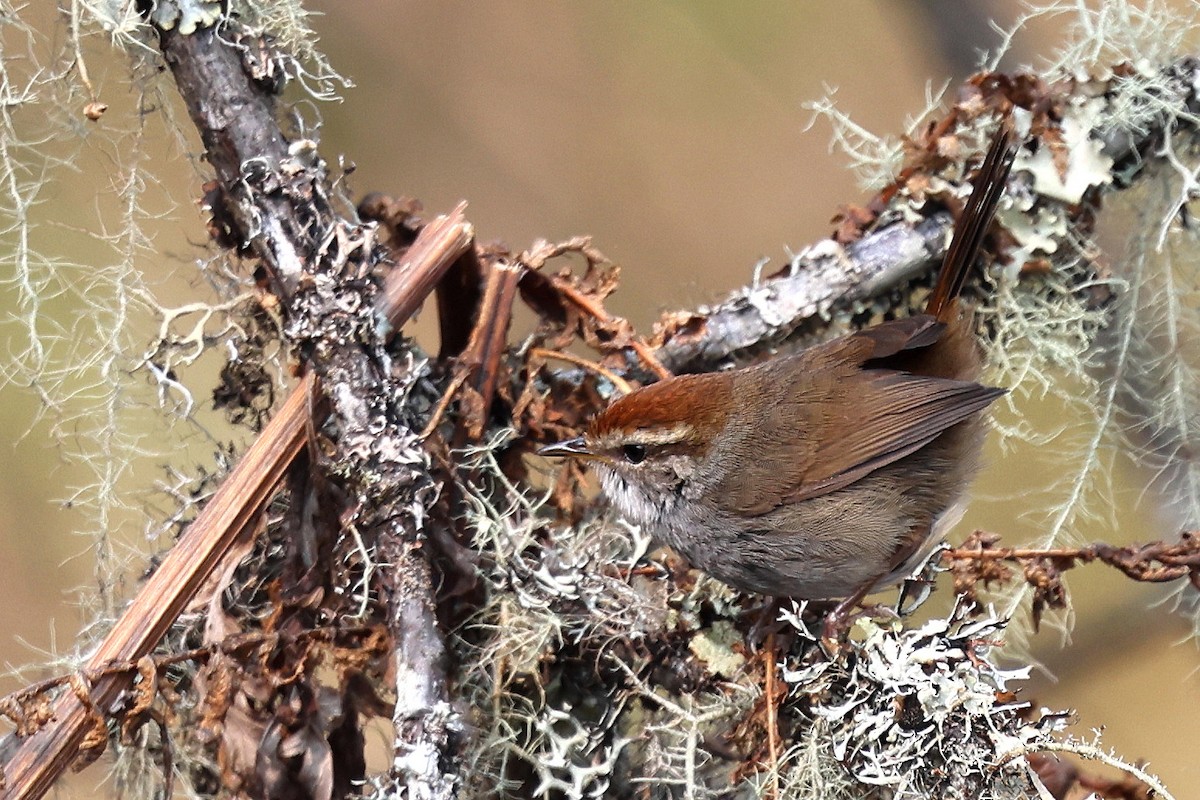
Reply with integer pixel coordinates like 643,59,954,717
537,436,594,459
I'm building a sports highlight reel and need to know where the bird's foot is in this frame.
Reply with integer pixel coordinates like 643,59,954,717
820,595,901,653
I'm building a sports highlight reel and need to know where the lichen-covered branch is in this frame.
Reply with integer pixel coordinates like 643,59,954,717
654,58,1200,374
655,214,956,372
160,20,471,799
158,23,307,292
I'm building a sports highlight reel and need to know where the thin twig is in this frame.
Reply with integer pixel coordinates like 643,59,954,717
420,369,470,440
548,275,671,380
530,347,634,395
763,633,781,800
944,530,1200,631
998,742,1176,800
944,532,1200,585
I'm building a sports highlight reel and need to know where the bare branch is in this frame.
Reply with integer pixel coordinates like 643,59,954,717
0,379,308,800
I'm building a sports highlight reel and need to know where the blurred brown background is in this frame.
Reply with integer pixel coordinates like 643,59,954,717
1,2,1196,795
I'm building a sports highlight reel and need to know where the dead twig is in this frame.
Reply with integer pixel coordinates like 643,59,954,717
763,633,781,800
519,237,672,380
529,348,634,396
0,626,382,732
458,261,524,441
420,260,524,442
376,201,476,330
433,231,486,361
420,370,472,441
0,379,310,799
548,274,671,380
944,530,1200,629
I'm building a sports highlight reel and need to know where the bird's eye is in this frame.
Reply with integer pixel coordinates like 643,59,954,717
622,444,647,464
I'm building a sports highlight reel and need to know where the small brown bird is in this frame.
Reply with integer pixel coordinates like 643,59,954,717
541,122,1017,624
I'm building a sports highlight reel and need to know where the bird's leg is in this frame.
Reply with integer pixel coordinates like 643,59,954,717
820,582,901,643
744,596,788,650
821,584,873,643
823,521,942,641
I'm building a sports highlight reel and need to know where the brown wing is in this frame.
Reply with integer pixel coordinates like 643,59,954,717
711,123,1016,517
776,370,1003,504
714,326,1003,516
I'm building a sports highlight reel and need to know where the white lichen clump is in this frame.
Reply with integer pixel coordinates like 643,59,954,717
778,601,1061,799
